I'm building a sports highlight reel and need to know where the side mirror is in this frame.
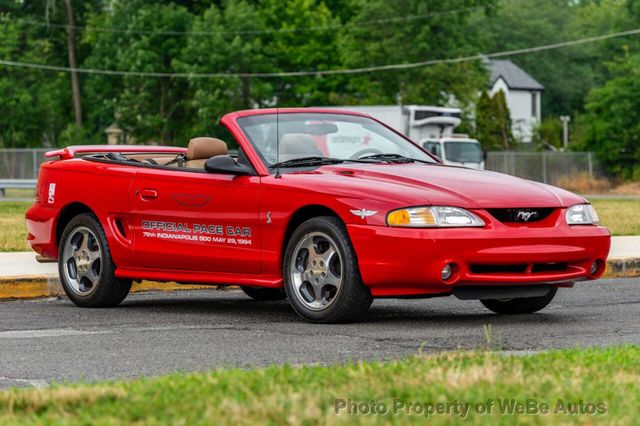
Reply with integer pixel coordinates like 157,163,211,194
205,155,252,175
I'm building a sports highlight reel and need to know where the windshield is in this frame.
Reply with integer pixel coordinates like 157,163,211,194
236,113,436,170
444,141,483,163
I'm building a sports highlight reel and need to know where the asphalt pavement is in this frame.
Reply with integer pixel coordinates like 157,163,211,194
0,277,638,389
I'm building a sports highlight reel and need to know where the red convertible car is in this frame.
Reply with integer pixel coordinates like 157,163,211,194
26,108,610,323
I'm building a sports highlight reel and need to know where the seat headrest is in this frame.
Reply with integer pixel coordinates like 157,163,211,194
279,134,319,155
187,137,228,160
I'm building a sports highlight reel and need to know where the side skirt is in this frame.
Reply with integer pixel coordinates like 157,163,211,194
115,268,283,288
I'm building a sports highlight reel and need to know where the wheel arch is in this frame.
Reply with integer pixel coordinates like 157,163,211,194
281,204,344,260
55,202,97,247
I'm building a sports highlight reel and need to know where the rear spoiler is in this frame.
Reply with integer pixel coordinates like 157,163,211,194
45,145,187,160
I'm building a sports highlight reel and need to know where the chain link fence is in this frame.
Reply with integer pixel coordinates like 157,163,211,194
0,149,50,180
486,151,601,186
0,148,601,187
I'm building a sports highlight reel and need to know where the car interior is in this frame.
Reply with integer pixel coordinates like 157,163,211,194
88,137,253,173
278,133,324,161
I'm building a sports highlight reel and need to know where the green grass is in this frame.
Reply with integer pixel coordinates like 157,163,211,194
0,198,638,252
590,198,640,236
1,188,35,199
0,202,31,252
0,346,638,425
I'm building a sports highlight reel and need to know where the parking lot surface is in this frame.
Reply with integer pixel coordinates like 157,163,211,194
0,277,638,388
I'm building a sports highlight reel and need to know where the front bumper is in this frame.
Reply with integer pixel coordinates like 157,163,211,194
347,222,611,297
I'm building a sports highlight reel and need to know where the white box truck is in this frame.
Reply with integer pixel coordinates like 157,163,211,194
325,105,485,169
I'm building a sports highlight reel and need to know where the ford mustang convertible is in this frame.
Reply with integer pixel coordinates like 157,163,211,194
26,108,610,323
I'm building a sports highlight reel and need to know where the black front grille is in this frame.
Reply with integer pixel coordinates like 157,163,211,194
531,262,568,273
470,264,528,274
487,208,554,223
469,262,569,275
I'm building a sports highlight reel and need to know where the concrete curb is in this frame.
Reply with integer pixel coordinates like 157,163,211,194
0,276,236,300
603,257,640,279
0,258,637,300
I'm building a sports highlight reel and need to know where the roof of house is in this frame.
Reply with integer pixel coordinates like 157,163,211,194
488,59,544,91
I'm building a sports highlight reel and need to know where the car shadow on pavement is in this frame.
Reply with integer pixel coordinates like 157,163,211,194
110,291,570,327
117,294,299,320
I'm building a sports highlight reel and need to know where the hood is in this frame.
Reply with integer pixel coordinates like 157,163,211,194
444,160,484,170
321,163,584,208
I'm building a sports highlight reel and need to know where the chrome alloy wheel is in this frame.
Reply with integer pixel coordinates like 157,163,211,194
289,231,343,311
62,226,103,296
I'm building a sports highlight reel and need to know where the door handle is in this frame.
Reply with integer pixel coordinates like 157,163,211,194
140,189,158,200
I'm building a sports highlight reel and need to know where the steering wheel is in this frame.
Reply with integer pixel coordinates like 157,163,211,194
349,148,383,160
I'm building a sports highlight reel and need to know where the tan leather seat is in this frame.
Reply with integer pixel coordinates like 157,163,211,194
185,137,228,168
278,134,322,162
126,153,177,165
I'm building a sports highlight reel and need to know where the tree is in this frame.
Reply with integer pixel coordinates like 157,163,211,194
258,0,342,106
0,12,68,147
338,0,495,107
531,118,562,150
64,0,82,127
82,1,194,145
471,0,637,118
178,0,271,140
579,52,640,180
474,90,514,150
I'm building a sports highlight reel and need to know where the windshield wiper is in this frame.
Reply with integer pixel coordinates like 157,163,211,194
358,153,432,164
270,156,345,169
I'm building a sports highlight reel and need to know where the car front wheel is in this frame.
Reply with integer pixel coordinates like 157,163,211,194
283,216,373,323
58,213,132,307
480,288,557,314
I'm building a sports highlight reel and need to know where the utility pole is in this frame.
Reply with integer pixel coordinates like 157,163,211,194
559,115,571,151
64,0,82,127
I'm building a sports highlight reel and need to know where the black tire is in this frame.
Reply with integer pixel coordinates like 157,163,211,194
58,213,132,307
480,287,557,314
283,216,373,323
241,286,286,301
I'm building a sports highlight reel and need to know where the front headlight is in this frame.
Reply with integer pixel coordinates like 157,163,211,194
386,206,485,228
566,204,600,225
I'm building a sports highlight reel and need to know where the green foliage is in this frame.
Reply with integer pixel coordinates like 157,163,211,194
83,1,194,145
0,0,495,148
474,90,514,150
0,0,638,181
175,0,271,143
580,52,640,179
59,123,91,147
472,0,636,118
532,117,563,150
338,0,494,106
0,18,68,147
260,0,342,106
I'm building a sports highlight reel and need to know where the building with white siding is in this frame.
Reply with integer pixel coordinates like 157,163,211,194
488,60,544,143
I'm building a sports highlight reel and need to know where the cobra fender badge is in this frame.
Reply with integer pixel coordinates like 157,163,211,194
350,209,377,219
47,183,56,204
266,211,272,224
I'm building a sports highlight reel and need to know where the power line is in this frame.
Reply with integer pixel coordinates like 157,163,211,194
0,26,639,78
0,6,483,36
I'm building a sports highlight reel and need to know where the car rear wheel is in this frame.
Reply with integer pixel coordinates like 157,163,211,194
241,286,286,301
480,288,557,314
59,213,132,307
283,216,373,323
